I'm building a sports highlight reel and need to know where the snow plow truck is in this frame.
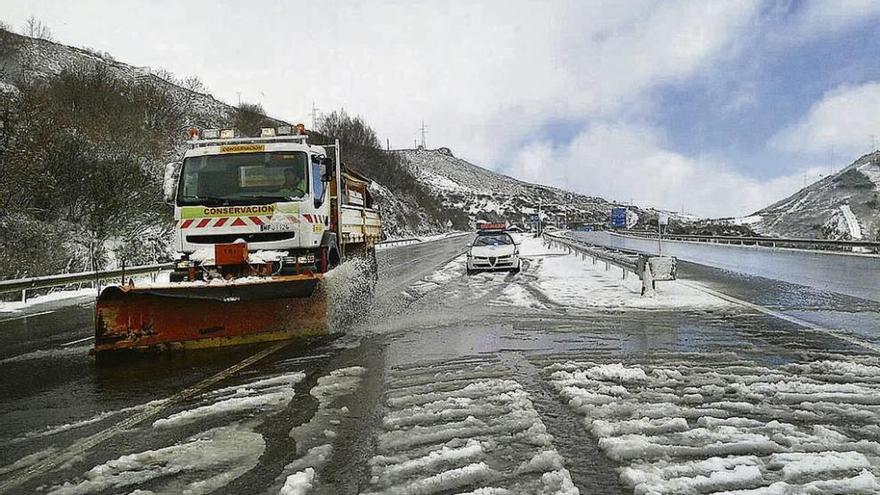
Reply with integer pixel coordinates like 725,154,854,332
93,124,382,355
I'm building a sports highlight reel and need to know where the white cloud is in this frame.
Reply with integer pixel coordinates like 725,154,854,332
0,0,760,167
509,122,818,217
769,82,880,156
2,0,868,216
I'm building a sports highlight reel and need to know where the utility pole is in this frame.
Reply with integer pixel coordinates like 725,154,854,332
419,120,428,149
310,101,320,130
386,138,390,151
830,145,835,175
236,92,241,106
537,198,543,236
870,134,877,153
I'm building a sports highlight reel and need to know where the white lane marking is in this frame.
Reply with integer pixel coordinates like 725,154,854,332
0,311,54,323
680,280,880,354
0,340,290,494
60,336,94,347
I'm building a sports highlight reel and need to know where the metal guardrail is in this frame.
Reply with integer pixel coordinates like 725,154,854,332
375,232,473,250
544,232,676,295
375,237,422,250
619,231,880,253
0,263,173,302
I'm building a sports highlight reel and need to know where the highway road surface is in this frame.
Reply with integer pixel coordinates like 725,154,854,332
1,233,880,494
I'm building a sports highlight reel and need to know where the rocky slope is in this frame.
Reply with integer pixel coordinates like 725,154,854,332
752,152,880,240
0,29,235,128
395,147,644,228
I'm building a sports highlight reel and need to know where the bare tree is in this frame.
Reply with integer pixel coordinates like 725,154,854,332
229,102,270,137
22,15,53,41
182,75,206,94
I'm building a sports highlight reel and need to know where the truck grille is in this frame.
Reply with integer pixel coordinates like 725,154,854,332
186,233,296,244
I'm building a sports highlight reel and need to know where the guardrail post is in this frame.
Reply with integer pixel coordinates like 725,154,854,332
640,258,655,297
21,289,27,303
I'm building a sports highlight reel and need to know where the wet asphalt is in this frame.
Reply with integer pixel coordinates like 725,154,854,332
0,234,877,494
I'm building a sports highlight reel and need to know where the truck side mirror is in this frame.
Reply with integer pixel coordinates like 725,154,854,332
163,162,180,204
319,156,333,182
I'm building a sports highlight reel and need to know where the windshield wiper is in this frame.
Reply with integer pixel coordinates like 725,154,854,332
237,195,290,202
180,196,231,206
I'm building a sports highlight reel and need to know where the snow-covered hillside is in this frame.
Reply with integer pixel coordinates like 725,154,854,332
0,30,238,127
0,30,644,241
753,152,880,240
397,147,639,227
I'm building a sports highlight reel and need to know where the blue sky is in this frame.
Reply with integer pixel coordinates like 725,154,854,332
3,1,880,217
650,11,880,179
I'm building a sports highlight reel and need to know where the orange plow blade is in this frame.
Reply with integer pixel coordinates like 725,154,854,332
93,275,328,355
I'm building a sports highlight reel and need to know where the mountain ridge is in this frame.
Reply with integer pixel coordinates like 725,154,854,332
751,151,880,240
393,146,647,229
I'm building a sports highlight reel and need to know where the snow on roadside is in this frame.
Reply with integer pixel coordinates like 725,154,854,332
529,243,728,310
545,356,880,494
516,235,567,257
0,287,96,313
47,423,265,495
366,356,578,494
0,271,171,314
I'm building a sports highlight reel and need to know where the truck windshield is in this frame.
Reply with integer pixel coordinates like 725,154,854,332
177,152,309,206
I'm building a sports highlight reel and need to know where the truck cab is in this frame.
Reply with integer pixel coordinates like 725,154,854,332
163,125,381,280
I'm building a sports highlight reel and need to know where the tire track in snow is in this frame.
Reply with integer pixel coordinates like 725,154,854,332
543,352,880,494
366,356,579,494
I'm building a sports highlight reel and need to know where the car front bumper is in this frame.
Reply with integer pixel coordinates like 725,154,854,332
467,254,520,271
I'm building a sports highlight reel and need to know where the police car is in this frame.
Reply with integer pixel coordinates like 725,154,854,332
466,224,521,274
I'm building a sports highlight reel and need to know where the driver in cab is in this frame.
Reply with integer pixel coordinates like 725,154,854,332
278,167,306,199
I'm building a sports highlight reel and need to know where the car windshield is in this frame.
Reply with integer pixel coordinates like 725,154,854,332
177,151,308,206
473,234,513,246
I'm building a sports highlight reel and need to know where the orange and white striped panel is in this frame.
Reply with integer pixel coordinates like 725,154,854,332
301,214,330,225
179,216,273,229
